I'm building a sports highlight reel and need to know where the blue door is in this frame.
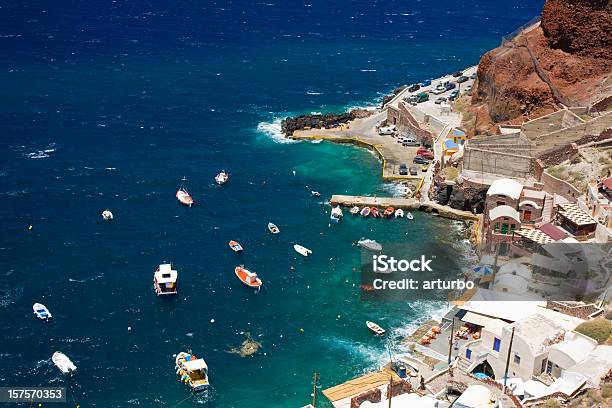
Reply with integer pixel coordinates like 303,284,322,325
493,337,501,352
466,348,472,360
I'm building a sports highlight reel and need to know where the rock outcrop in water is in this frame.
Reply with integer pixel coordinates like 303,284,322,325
281,108,375,136
469,0,612,133
432,182,486,214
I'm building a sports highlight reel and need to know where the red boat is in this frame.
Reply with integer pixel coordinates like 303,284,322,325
235,266,262,290
383,207,394,217
176,177,194,207
371,207,380,218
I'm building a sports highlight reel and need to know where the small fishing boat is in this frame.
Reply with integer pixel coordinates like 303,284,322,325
176,178,194,207
366,321,386,336
33,303,52,321
350,206,360,215
311,191,321,197
406,212,414,220
52,351,77,374
360,207,371,217
383,207,394,217
101,210,113,221
215,170,229,185
357,238,382,251
154,263,178,296
311,139,323,144
235,266,262,289
175,352,209,393
268,222,280,234
371,207,380,218
330,206,343,223
229,240,243,252
294,244,312,257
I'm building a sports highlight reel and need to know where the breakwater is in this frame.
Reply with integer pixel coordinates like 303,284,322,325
281,108,374,136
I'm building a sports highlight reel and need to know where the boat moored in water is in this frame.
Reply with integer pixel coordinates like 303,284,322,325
406,212,414,220
366,321,386,336
371,207,380,218
154,263,178,296
33,303,52,321
102,210,113,220
311,191,321,197
268,222,280,234
394,208,404,218
215,170,229,185
330,206,343,223
229,240,243,252
350,206,360,215
383,207,394,217
360,207,371,217
52,351,77,374
357,238,382,251
294,244,312,257
176,178,194,207
235,265,262,289
175,352,209,393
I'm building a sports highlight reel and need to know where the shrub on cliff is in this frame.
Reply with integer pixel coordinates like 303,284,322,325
575,318,612,344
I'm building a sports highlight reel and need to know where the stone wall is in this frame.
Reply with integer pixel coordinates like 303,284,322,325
540,170,581,201
387,102,434,143
546,301,603,319
463,147,534,179
532,111,612,154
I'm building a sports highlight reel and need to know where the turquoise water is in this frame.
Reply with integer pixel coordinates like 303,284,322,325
0,1,544,406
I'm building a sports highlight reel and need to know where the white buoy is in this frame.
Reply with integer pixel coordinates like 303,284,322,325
127,326,132,331
102,210,113,220
210,318,215,324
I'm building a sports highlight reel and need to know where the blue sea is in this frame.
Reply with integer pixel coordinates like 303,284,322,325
0,1,544,406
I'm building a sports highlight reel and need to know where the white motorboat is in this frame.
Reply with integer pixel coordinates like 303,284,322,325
52,352,77,374
33,303,52,321
229,240,243,252
294,244,312,257
311,191,321,197
394,208,404,218
268,222,280,234
406,212,414,220
215,170,229,185
154,263,178,296
350,206,360,215
175,351,209,393
101,210,113,220
176,177,194,207
366,321,386,336
397,185,412,197
330,206,343,223
357,238,382,251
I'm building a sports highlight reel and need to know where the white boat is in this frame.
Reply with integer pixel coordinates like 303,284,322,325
294,244,312,257
360,207,371,217
350,206,360,215
366,321,386,336
311,191,321,197
397,185,412,197
176,178,194,207
311,139,323,144
357,238,382,251
215,170,229,185
406,212,414,220
394,208,404,218
52,352,77,374
229,240,243,252
154,263,178,296
175,352,209,393
268,222,280,234
330,206,343,223
101,210,113,220
33,303,52,321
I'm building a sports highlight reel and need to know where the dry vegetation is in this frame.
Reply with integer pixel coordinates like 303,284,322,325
547,148,612,192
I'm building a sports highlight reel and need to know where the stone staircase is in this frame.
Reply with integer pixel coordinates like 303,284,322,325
541,194,554,222
456,357,472,372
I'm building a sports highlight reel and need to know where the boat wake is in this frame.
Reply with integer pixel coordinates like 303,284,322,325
256,118,297,144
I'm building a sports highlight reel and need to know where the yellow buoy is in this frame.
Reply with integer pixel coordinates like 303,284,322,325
28,225,33,230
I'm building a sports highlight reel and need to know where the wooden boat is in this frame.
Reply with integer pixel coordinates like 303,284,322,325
394,208,404,218
294,244,312,257
215,170,229,185
371,207,380,218
268,222,280,234
235,265,262,289
366,321,386,336
406,212,414,220
102,210,113,220
154,263,178,296
360,207,371,217
33,303,52,321
175,351,209,393
229,240,243,252
350,206,360,215
52,351,76,374
176,178,194,207
383,207,394,217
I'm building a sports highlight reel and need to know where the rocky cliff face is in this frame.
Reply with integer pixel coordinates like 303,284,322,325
281,108,374,136
470,0,612,133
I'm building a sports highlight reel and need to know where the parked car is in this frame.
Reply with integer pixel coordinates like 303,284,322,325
378,126,394,135
413,155,429,164
399,163,408,175
465,84,473,92
409,165,419,176
407,83,420,92
444,82,456,91
470,73,477,79
403,137,420,146
452,71,463,77
416,147,431,155
420,79,432,87
434,97,447,104
431,87,446,95
421,164,429,172
417,150,434,160
448,89,460,100
414,92,429,103
457,75,469,83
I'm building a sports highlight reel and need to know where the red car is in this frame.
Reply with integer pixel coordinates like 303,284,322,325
416,149,434,160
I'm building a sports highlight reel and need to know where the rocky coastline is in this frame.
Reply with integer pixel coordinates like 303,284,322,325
281,108,374,137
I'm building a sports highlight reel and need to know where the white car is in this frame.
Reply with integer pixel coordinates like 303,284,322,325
431,87,446,95
378,126,395,135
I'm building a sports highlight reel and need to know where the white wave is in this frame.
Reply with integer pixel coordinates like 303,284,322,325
26,151,50,159
306,91,322,95
360,69,377,72
320,335,387,366
392,301,450,338
256,118,297,144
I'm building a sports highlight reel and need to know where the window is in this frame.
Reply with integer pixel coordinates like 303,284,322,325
541,359,547,373
496,201,505,206
466,349,472,360
514,354,521,365
546,360,553,374
493,337,501,352
494,223,500,232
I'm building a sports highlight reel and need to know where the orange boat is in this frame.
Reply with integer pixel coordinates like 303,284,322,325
176,177,194,207
383,207,394,217
234,266,262,290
